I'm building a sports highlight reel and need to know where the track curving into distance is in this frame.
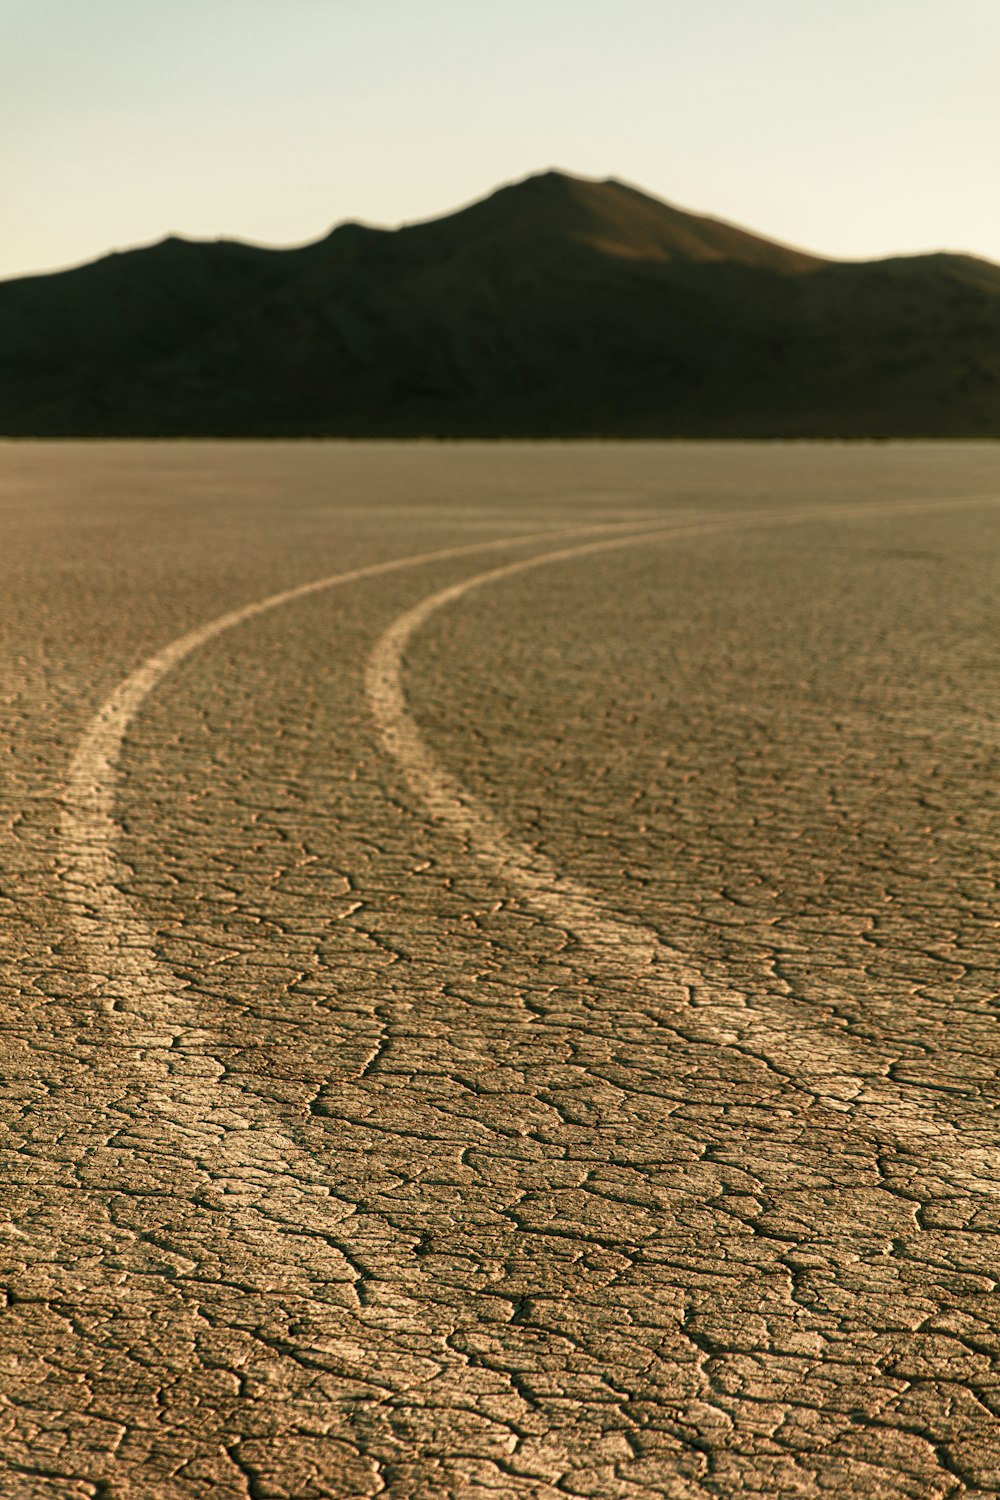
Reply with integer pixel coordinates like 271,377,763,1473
366,499,1000,1192
61,494,1000,1204
53,486,1000,1493
58,518,672,1441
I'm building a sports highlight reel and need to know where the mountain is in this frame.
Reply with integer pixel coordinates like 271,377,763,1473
3,170,1000,437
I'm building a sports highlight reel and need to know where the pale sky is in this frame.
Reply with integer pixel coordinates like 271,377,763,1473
5,0,999,281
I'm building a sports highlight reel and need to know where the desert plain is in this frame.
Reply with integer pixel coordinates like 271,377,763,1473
1,440,999,1498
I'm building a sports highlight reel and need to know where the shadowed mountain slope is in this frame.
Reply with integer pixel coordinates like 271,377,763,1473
3,170,1000,436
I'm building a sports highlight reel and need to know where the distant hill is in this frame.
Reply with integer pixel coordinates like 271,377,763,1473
3,170,1000,437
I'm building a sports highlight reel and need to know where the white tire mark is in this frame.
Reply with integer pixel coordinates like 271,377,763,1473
58,519,671,1400
63,518,655,1026
366,497,1000,1191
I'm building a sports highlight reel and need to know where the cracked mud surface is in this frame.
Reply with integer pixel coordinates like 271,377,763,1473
2,440,999,1496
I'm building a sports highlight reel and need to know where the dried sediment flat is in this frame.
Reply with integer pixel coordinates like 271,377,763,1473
2,440,999,1498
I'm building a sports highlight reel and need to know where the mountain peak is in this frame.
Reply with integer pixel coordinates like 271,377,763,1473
411,169,825,273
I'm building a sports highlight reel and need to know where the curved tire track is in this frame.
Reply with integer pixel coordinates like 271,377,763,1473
365,498,1000,1190
57,521,665,1492
49,488,1000,1494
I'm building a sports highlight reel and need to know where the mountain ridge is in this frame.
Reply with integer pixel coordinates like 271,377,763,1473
3,170,1000,437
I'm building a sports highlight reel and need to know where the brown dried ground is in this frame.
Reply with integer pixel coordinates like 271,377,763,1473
1,441,999,1498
